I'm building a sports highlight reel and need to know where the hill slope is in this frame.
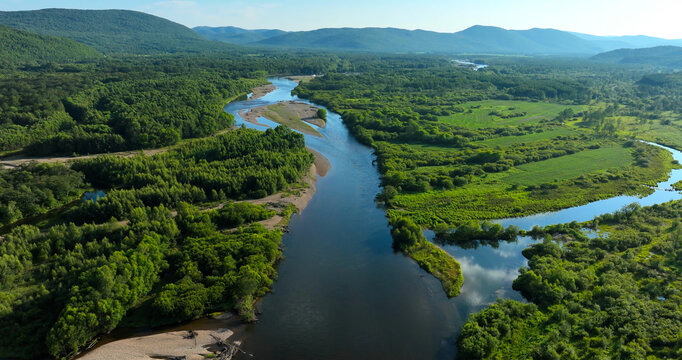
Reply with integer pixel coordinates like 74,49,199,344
572,32,682,50
592,46,682,67
194,26,286,44
0,24,101,65
0,8,234,54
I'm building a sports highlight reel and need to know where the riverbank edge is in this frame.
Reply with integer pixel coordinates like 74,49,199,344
75,149,328,360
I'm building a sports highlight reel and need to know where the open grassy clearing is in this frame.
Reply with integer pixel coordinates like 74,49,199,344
608,114,682,151
502,145,632,185
438,100,585,128
474,127,579,147
388,142,674,227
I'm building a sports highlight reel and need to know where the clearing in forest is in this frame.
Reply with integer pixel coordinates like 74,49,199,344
439,100,584,128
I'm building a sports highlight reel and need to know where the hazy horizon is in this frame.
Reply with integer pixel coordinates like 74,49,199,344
1,0,682,39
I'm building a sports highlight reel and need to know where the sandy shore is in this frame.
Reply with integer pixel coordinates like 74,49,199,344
79,329,235,360
243,148,331,229
309,148,331,177
249,83,276,100
245,164,318,230
286,75,319,84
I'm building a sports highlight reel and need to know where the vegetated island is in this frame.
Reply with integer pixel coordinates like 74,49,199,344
239,101,326,137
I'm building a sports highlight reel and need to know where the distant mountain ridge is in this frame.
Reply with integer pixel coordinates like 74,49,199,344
194,26,287,45
194,25,682,55
0,8,237,54
592,46,682,68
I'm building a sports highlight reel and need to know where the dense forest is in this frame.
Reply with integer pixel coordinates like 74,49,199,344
0,54,347,155
0,24,101,66
0,27,333,357
0,127,314,358
0,9,236,54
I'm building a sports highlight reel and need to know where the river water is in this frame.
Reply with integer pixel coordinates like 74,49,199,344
223,78,682,359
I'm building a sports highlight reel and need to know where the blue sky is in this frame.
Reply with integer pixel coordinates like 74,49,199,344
2,0,682,38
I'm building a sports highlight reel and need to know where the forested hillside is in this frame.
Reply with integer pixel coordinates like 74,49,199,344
194,26,287,44
0,25,101,66
0,9,235,54
593,46,682,68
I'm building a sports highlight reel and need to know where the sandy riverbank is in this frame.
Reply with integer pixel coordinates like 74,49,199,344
286,75,319,84
249,83,276,100
238,101,325,137
242,147,330,230
245,164,318,230
79,328,235,360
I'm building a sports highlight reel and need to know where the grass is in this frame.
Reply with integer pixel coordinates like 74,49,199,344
502,145,632,185
262,103,322,137
438,100,585,128
389,142,674,227
405,238,464,297
474,128,579,148
612,114,682,152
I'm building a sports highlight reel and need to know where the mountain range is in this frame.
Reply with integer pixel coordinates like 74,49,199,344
0,8,680,61
195,25,682,56
0,8,237,54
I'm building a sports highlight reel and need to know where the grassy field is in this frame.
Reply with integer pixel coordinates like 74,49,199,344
474,128,579,148
389,142,674,227
438,100,585,128
610,113,682,152
502,145,632,185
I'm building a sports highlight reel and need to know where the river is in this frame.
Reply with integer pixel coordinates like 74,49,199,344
226,78,682,359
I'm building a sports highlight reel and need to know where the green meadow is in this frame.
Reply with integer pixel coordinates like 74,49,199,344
474,128,579,147
438,100,585,128
502,145,632,185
